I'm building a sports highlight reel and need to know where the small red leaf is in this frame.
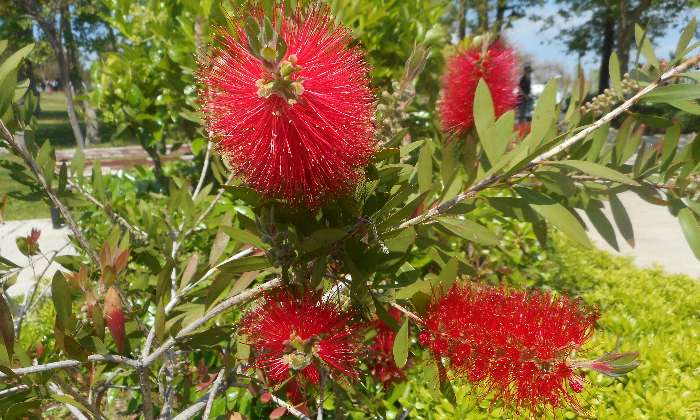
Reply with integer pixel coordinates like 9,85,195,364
259,392,272,404
269,407,286,419
103,287,126,353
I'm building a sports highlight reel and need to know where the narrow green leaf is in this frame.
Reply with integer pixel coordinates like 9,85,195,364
50,394,89,414
417,142,433,193
667,99,700,115
548,160,639,185
610,194,635,247
437,217,499,246
221,226,266,249
642,84,700,102
0,43,34,82
526,79,558,150
675,17,697,58
678,207,700,260
517,188,591,247
392,319,409,368
217,255,269,276
51,272,72,331
586,206,620,251
300,229,347,254
436,258,458,289
635,24,660,69
609,52,622,93
0,294,14,360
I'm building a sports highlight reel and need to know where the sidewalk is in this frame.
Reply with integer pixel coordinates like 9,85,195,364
0,219,74,296
580,191,700,279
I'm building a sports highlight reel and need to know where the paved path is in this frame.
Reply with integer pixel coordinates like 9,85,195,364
0,219,74,296
579,191,700,279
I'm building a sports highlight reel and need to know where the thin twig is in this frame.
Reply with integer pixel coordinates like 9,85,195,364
15,243,71,337
68,179,148,240
270,393,311,420
47,382,90,420
143,278,281,366
396,52,700,230
202,368,225,420
391,302,424,325
0,354,140,379
0,120,99,265
53,374,107,420
192,142,213,199
139,365,154,420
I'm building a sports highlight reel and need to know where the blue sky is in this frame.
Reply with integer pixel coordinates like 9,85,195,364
503,2,700,75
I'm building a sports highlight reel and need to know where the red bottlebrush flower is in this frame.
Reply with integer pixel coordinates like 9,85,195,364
368,308,406,388
198,5,376,208
439,42,519,135
103,286,126,353
419,284,599,414
239,290,360,384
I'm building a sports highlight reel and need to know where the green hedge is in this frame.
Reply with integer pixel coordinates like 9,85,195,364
392,238,700,419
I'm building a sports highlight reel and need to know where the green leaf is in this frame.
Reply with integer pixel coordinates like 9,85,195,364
50,394,90,414
0,294,14,360
51,272,72,331
216,255,269,276
417,141,433,193
678,207,700,260
610,52,623,93
526,79,558,150
517,188,591,247
635,24,659,69
675,17,697,58
221,226,266,249
392,319,409,368
586,206,620,251
0,43,34,82
155,299,166,342
300,229,347,254
548,160,639,185
610,194,635,247
436,258,458,289
642,84,700,102
667,99,700,115
437,217,499,246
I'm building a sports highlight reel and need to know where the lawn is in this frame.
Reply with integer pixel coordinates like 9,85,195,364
34,91,82,149
0,156,50,221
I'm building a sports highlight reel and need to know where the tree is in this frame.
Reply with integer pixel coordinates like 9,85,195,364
449,0,543,37
548,0,693,93
14,0,87,148
1,2,700,419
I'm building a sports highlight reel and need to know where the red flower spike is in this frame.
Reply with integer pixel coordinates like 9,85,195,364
439,42,519,135
420,284,599,414
198,4,376,208
239,290,360,385
368,308,406,388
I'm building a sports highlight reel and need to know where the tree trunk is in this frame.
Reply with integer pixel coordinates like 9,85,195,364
458,0,468,39
598,15,615,94
24,1,85,149
495,0,507,32
476,0,489,34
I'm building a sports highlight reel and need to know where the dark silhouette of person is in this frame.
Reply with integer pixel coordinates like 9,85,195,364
518,64,532,122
